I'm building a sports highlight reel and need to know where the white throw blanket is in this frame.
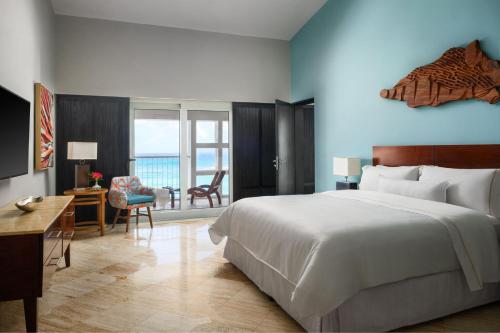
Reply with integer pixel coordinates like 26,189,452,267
209,190,500,317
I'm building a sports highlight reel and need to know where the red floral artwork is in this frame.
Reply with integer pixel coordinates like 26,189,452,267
35,83,54,170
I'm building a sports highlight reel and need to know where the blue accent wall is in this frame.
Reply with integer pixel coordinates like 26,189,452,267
291,0,500,191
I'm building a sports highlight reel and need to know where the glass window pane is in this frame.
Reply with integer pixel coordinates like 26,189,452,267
222,176,229,196
196,148,217,171
133,117,181,211
196,120,218,143
222,148,229,170
222,121,229,143
196,175,213,187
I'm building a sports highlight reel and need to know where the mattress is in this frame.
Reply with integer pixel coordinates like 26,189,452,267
224,238,500,332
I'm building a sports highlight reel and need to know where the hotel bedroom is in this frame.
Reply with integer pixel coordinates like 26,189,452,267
1,0,500,332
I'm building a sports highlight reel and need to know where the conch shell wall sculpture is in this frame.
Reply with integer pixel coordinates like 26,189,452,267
381,40,500,108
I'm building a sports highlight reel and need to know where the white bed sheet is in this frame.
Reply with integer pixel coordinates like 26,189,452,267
209,190,500,318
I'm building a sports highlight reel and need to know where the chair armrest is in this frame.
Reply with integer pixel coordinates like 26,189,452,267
108,190,128,209
199,185,211,189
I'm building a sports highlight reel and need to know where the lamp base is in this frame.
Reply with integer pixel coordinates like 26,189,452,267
75,164,90,189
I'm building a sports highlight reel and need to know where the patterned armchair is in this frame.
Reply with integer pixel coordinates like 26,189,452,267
109,176,156,232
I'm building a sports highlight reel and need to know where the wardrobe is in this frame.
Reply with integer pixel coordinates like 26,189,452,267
232,100,314,201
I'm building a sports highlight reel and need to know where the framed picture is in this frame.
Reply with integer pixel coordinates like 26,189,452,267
34,83,54,170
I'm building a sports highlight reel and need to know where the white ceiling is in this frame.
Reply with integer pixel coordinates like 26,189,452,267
50,0,326,40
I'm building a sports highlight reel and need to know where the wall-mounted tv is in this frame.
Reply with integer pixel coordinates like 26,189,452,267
0,84,30,180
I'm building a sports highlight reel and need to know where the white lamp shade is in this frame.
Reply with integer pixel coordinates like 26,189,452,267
67,142,98,160
333,157,360,177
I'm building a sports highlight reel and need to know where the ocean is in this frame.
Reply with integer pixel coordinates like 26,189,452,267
135,155,229,195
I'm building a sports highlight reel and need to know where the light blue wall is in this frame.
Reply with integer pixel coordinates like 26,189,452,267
291,0,500,191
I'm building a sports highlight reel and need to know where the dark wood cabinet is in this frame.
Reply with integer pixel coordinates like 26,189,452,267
232,100,315,201
233,103,276,201
0,196,74,332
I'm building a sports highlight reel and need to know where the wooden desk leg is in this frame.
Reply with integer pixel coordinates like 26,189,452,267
100,193,106,236
23,297,38,332
64,243,71,267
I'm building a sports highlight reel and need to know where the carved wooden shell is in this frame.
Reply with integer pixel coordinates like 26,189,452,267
381,40,500,108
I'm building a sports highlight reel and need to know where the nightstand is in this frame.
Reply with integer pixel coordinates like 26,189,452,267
336,181,358,190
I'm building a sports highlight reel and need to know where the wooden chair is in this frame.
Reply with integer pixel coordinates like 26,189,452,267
188,170,226,208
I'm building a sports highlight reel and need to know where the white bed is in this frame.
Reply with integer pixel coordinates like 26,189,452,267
210,145,500,331
210,190,500,331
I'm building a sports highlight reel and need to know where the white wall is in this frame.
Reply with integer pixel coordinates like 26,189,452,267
0,0,56,206
55,16,290,103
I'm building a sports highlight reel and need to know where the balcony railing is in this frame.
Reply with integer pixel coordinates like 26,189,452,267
134,155,229,196
134,156,180,190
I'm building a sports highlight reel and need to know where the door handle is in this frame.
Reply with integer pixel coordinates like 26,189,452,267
273,156,281,171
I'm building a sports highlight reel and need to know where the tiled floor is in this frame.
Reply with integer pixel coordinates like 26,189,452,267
0,219,301,332
0,219,499,332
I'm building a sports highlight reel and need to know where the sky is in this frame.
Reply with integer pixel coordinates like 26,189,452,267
134,119,228,156
135,119,179,155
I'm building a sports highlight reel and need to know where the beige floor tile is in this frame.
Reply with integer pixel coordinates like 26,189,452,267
1,219,498,333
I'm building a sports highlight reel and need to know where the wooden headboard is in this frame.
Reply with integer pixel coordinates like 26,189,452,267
373,145,500,169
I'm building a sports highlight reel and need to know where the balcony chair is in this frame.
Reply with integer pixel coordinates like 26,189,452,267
108,176,156,232
188,170,226,208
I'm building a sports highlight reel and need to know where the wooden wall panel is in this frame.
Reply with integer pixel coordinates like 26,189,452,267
56,95,130,222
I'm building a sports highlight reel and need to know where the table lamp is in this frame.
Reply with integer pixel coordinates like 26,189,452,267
67,142,97,190
333,157,360,190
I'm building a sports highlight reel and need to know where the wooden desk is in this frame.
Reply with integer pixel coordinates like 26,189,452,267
63,188,108,236
0,195,74,332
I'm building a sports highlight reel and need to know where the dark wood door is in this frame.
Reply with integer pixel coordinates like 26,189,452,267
232,103,276,201
260,104,277,196
56,95,130,222
295,104,315,194
275,100,295,195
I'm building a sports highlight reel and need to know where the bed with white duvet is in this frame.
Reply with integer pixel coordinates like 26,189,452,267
209,165,500,332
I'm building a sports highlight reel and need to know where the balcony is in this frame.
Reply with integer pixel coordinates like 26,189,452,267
134,155,229,210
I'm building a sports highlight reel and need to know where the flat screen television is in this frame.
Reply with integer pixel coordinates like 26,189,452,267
0,84,30,180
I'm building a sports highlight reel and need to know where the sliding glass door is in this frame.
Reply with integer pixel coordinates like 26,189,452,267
131,107,181,210
130,100,231,215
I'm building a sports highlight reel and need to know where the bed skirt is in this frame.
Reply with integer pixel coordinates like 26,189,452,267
223,238,500,332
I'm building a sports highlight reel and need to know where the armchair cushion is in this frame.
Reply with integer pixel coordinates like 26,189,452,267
109,176,157,209
127,194,155,205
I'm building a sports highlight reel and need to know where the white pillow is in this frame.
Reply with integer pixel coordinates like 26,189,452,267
378,178,448,202
419,166,496,215
360,165,420,191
